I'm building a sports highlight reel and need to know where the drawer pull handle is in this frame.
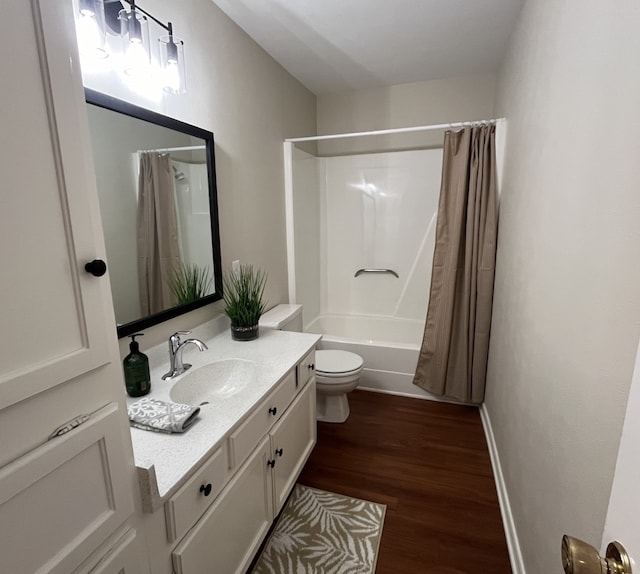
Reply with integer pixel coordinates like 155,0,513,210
308,363,315,370
275,448,284,457
199,483,212,497
268,407,277,416
267,459,275,468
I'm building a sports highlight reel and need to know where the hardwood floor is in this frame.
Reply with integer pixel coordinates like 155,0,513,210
298,390,511,573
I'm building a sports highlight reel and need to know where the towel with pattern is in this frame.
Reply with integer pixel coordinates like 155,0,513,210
128,398,200,433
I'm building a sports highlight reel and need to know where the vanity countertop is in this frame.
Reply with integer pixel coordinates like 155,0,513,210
126,326,321,511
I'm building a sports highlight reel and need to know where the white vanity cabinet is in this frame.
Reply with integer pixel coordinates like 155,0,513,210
0,2,139,573
164,351,317,574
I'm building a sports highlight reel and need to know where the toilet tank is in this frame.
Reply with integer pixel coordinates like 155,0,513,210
259,304,303,332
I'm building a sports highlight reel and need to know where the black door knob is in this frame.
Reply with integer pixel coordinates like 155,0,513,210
267,459,275,468
275,448,283,457
84,259,107,277
199,483,212,497
268,407,277,416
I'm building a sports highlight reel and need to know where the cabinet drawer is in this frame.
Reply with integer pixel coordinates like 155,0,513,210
0,403,133,574
229,370,296,469
296,349,316,390
165,442,228,543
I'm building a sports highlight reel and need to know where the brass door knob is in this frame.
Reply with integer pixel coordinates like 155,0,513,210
562,535,632,574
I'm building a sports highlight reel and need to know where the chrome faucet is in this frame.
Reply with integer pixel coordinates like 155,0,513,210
162,331,208,380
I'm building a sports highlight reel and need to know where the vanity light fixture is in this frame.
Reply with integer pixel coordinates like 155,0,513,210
76,0,187,94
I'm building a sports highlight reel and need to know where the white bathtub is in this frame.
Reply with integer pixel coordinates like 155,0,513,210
305,314,438,400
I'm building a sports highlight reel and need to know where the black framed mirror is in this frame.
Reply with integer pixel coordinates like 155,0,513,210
85,89,223,338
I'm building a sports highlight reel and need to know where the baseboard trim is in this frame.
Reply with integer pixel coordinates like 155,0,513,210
480,404,525,574
357,385,471,406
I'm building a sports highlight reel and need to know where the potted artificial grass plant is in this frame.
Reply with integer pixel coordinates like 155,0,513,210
223,264,267,341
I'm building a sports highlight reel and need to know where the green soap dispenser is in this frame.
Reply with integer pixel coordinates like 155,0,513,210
123,333,151,397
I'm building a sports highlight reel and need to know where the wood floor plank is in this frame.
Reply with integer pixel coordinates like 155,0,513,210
299,390,511,573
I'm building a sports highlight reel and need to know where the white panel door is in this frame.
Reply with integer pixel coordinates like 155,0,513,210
0,0,116,409
0,404,134,574
601,338,640,566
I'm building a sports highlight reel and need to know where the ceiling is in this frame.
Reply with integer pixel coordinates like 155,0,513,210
211,0,525,95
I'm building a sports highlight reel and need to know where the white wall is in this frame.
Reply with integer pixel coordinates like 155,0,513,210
76,0,316,352
485,1,640,572
316,74,496,155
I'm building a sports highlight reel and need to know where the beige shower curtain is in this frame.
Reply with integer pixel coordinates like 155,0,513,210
413,125,498,404
137,152,181,315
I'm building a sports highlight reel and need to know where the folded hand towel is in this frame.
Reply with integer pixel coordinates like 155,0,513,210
128,398,200,433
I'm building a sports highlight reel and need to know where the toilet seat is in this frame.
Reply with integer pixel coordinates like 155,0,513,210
315,350,364,379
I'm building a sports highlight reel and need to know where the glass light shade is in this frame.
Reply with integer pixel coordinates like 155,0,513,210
118,8,151,76
159,35,186,94
77,0,107,59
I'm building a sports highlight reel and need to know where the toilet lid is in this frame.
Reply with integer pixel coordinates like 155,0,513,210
315,350,363,375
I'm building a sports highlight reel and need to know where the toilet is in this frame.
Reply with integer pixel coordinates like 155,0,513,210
259,304,364,423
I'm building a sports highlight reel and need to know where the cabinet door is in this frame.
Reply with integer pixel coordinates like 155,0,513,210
270,380,317,513
0,404,134,574
229,371,297,469
172,436,274,574
0,0,117,410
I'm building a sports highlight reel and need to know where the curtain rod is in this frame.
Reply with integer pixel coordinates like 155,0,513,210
136,144,206,153
285,118,505,143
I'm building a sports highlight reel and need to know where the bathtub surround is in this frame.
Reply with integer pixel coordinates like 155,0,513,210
285,145,442,400
251,484,386,574
414,124,498,404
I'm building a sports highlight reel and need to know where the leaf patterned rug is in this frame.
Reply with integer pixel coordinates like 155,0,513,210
252,484,386,574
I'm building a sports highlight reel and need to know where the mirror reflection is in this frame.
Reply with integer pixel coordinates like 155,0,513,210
85,90,222,337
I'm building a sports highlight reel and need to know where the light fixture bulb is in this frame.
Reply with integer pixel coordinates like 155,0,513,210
124,39,149,76
76,1,107,59
119,7,151,77
165,60,181,93
159,32,186,94
128,10,143,43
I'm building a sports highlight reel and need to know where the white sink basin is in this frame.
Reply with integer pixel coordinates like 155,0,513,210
169,359,257,406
